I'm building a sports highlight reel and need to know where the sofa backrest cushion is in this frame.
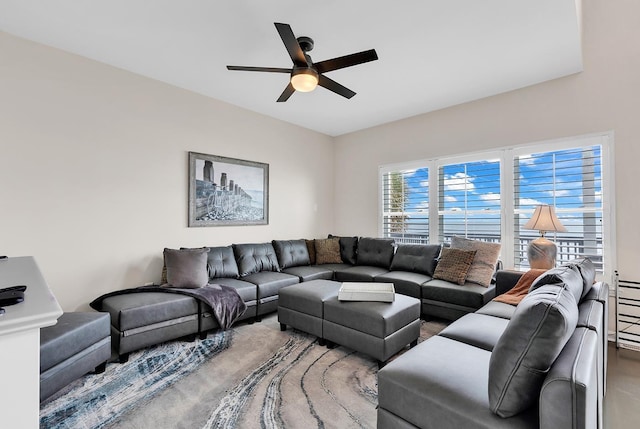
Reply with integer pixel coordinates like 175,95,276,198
206,246,239,279
233,243,280,277
451,236,501,287
272,239,311,269
390,244,441,276
163,247,210,289
529,263,584,304
488,282,579,418
567,258,596,299
356,237,395,268
328,234,358,264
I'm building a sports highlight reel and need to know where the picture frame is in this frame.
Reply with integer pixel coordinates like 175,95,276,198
188,152,269,227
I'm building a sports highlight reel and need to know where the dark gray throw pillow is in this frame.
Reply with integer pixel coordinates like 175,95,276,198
163,247,210,289
488,282,579,417
272,239,311,269
328,234,358,265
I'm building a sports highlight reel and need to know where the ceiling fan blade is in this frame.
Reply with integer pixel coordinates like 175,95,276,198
274,23,308,67
314,49,378,74
227,65,292,73
277,83,296,102
318,75,356,99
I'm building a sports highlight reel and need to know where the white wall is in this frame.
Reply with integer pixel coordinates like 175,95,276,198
333,0,640,283
0,32,335,311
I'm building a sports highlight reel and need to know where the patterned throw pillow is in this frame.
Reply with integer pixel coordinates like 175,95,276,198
451,236,501,287
433,248,477,285
305,239,317,265
314,238,343,265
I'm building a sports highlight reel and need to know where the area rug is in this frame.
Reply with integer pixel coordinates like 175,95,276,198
40,315,447,429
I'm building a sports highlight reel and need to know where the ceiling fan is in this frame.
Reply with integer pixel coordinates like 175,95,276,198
227,22,378,102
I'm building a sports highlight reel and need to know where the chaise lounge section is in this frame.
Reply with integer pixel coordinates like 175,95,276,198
377,258,607,429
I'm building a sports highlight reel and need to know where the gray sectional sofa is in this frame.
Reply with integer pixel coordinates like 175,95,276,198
92,236,501,360
377,259,608,429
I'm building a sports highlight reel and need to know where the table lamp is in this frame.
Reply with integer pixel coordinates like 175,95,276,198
523,204,567,270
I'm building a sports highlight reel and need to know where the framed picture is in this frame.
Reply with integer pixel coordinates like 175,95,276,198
188,152,269,227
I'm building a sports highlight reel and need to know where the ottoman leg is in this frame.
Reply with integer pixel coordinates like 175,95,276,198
410,339,418,348
318,338,326,346
326,340,336,349
280,323,287,331
118,353,130,364
199,331,208,340
94,362,107,374
378,360,386,370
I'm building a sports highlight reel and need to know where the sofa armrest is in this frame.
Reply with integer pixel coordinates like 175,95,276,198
495,270,524,296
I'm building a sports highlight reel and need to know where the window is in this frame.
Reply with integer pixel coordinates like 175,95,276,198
438,159,501,244
379,132,614,280
381,166,429,243
513,145,604,271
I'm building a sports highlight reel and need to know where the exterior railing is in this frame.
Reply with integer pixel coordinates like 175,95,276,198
388,232,603,271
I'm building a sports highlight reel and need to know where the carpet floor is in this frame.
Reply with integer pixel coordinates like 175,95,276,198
40,314,447,429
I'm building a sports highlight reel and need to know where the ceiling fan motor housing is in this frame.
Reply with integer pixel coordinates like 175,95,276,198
297,36,314,52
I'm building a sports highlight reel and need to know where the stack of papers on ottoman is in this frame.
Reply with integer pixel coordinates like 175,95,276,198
338,282,395,302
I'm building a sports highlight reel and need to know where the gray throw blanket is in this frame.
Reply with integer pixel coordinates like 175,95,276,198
90,284,247,330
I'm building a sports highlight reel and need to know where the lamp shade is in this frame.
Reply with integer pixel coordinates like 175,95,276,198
523,205,567,234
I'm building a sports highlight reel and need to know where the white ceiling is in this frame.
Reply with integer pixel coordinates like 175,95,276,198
0,1,583,136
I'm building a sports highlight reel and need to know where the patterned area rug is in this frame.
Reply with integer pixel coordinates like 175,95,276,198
40,314,447,429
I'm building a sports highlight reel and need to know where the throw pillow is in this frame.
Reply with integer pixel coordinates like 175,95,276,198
390,244,442,276
488,282,579,417
451,236,501,287
163,247,210,289
305,239,317,265
432,248,477,285
328,234,358,264
314,238,343,265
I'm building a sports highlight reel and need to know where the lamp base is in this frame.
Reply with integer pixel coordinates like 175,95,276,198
527,237,557,270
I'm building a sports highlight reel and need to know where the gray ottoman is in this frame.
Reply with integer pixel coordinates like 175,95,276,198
40,312,111,401
278,279,342,343
322,294,421,365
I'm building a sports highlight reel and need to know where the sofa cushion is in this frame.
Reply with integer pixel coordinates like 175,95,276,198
314,238,343,265
334,265,389,282
421,279,496,310
305,239,316,265
241,271,299,299
390,244,441,276
282,265,334,282
206,246,239,279
272,239,311,269
476,301,517,320
163,247,210,289
329,234,358,264
378,336,537,429
451,236,501,287
529,263,583,304
233,243,280,277
438,313,510,352
375,271,431,299
488,282,579,418
432,248,476,285
356,237,395,268
209,277,257,303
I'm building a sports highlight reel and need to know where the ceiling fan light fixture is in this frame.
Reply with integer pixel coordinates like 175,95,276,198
290,68,319,92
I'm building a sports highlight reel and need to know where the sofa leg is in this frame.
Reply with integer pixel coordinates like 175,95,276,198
182,334,197,342
118,353,130,364
318,338,326,346
326,340,336,349
255,316,262,322
378,360,386,369
247,317,255,325
410,339,418,348
199,331,208,340
94,361,107,374
280,323,287,331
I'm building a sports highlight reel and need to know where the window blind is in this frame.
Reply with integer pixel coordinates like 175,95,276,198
513,145,603,271
437,160,501,244
381,168,429,244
